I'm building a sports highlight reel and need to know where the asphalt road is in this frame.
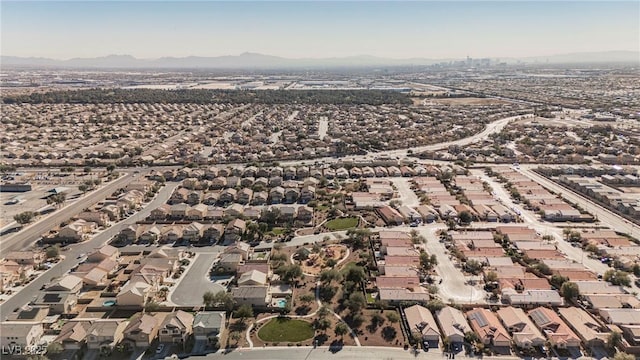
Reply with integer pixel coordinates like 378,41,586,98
169,251,225,307
0,173,135,258
0,182,180,318
418,227,486,304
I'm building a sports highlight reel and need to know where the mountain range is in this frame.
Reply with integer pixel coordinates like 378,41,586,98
2,51,638,69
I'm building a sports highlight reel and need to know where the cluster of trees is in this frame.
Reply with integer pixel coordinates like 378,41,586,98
14,211,36,225
203,291,235,311
3,89,412,106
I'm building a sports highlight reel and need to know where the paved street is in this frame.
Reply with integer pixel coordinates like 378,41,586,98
418,227,486,303
391,177,420,207
0,181,180,317
0,173,136,257
169,251,225,306
197,346,525,360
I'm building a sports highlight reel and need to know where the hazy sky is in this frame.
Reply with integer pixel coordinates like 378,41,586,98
2,1,638,59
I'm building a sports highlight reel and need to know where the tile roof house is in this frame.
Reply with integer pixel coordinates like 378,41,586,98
404,304,441,343
436,306,472,344
55,320,92,350
159,310,194,344
558,307,610,348
86,319,129,350
116,281,153,307
231,286,269,307
528,307,580,349
0,322,44,351
496,306,545,348
123,313,160,348
466,308,511,347
193,311,226,343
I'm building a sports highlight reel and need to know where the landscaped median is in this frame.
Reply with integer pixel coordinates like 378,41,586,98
257,317,315,343
324,217,358,231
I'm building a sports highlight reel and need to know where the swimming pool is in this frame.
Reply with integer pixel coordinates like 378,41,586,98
276,299,287,308
103,300,116,307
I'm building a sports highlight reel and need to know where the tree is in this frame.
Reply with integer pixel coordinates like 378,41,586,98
235,304,254,322
608,331,622,351
604,270,631,287
458,210,473,224
344,266,366,284
465,259,483,275
613,353,635,360
317,306,330,318
316,318,332,332
550,274,569,289
560,281,580,301
274,264,303,284
386,311,400,324
563,228,572,240
230,332,241,346
426,299,446,312
47,193,67,207
106,164,116,173
299,293,315,305
14,211,36,225
45,245,60,259
320,269,342,284
47,342,64,355
485,271,498,283
78,184,89,194
464,331,479,345
334,322,349,339
346,292,366,313
144,301,161,312
204,291,235,311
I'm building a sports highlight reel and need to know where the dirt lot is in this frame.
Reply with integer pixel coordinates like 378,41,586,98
357,309,405,347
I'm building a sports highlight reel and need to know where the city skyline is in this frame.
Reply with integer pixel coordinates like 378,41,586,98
2,1,638,60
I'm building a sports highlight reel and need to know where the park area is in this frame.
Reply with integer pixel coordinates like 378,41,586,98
257,317,315,343
324,217,358,231
299,244,348,275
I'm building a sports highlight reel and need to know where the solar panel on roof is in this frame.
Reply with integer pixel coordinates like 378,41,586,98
469,312,488,327
530,310,550,325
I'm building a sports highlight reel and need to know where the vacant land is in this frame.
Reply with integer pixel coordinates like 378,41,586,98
257,317,315,342
325,217,358,231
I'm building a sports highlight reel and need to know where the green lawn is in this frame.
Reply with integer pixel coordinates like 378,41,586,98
325,217,358,230
257,317,314,342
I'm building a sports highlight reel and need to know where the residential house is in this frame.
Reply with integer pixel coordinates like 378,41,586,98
86,319,129,351
219,253,243,273
56,320,92,350
404,305,441,344
238,270,267,286
528,307,580,349
558,307,610,348
224,242,251,260
224,219,246,244
77,211,110,227
237,188,253,204
467,308,511,347
32,292,77,314
47,274,83,294
88,245,119,263
231,286,269,307
158,310,194,344
4,251,45,266
116,281,153,307
0,322,44,350
269,186,285,204
436,306,472,345
123,313,160,348
193,312,226,344
496,306,545,349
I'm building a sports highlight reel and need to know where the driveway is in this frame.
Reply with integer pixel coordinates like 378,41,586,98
169,252,225,307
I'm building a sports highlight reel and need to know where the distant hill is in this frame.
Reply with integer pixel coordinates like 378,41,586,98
1,51,638,69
